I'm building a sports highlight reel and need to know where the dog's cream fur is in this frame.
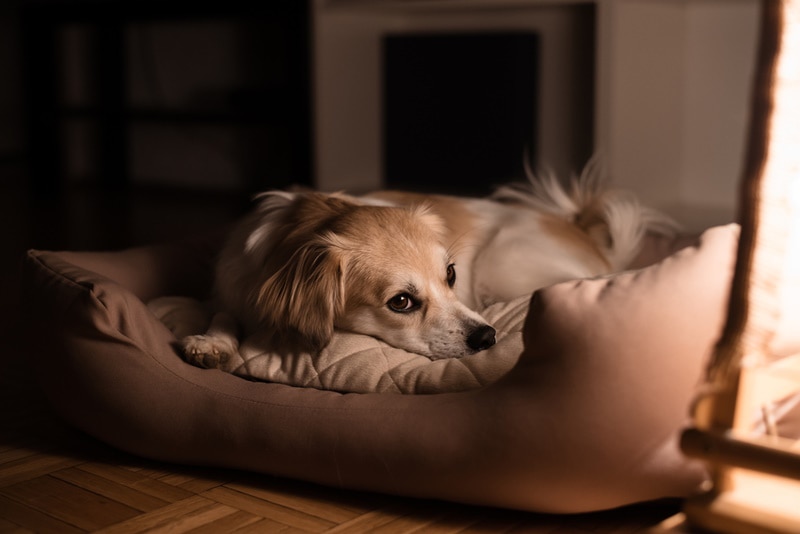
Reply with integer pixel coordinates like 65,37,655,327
183,162,676,364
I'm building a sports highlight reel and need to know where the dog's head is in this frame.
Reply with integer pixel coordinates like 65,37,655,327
248,192,495,359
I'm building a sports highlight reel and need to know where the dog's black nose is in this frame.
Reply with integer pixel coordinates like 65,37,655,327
467,325,496,352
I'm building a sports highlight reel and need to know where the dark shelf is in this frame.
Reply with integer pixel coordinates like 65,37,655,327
22,0,313,195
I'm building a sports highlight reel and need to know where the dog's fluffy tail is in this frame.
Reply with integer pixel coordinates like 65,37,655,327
492,156,679,271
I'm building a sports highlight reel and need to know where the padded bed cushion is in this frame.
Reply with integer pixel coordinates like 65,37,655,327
23,224,744,513
149,293,531,394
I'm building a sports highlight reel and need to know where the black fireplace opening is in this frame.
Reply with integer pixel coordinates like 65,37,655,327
383,32,539,196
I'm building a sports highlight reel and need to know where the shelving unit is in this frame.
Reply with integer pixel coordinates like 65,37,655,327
21,0,312,197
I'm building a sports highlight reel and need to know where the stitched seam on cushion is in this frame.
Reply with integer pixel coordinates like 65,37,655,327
377,344,404,393
310,347,388,391
310,343,404,393
28,251,103,298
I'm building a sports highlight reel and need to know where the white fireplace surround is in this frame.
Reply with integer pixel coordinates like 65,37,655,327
313,0,760,232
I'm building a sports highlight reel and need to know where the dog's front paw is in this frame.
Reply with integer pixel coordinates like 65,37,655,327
181,335,239,370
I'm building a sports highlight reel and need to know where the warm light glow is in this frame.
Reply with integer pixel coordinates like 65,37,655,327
740,0,800,368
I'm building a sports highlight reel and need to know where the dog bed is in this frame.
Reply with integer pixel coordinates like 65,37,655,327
23,223,755,513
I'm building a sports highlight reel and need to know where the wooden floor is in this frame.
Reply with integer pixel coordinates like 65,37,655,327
0,174,686,533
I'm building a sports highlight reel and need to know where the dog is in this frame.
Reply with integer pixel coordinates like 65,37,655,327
182,159,676,365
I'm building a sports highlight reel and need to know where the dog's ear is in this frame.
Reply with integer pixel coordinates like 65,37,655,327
244,191,297,264
256,240,345,353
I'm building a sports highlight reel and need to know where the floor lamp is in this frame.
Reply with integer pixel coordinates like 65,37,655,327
677,0,800,532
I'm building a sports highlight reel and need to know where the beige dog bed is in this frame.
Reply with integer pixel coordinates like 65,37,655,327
23,224,746,513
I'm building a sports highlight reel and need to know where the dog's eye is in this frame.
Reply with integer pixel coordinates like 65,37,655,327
446,263,456,288
387,293,417,313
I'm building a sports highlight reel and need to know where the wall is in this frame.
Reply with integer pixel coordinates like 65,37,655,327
316,0,761,231
682,1,759,217
599,0,760,231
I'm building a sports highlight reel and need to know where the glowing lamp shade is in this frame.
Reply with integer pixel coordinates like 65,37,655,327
678,0,800,532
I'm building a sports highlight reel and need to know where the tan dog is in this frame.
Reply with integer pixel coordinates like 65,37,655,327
182,162,675,364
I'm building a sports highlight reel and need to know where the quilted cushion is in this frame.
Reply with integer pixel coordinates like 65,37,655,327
149,294,529,394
